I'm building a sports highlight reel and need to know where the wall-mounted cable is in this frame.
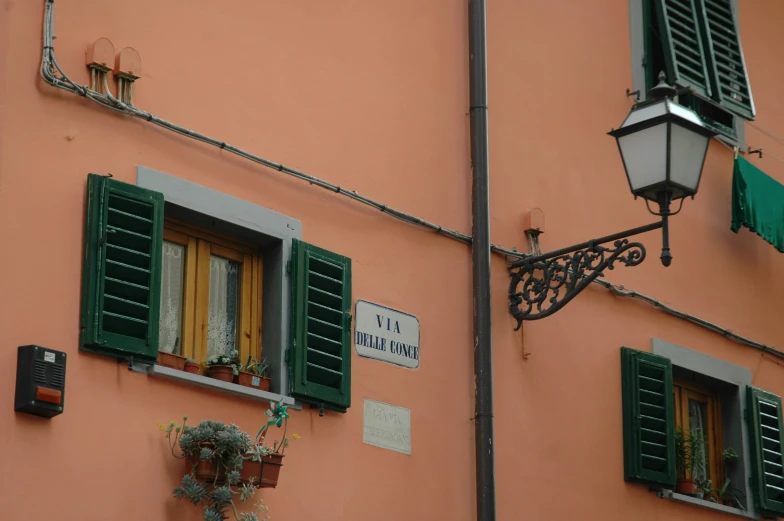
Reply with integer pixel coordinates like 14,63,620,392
38,0,784,362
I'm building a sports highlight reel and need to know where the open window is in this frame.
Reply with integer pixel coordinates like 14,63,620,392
620,344,784,516
80,171,354,412
635,0,754,141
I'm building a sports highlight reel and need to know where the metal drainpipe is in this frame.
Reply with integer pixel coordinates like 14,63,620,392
468,1,496,520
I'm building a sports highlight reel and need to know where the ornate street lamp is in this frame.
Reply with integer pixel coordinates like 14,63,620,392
508,73,715,327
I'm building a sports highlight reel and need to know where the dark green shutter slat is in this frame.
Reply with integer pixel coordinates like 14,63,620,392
621,347,676,488
654,0,712,97
747,386,784,516
700,0,754,119
289,239,352,412
80,174,163,362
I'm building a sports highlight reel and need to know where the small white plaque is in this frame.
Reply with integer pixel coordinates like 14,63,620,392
354,300,420,369
44,352,56,363
363,400,411,455
251,376,260,387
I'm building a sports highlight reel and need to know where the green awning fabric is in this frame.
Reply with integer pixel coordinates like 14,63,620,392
731,156,784,252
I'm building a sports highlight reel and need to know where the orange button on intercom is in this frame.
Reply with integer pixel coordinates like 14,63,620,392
36,387,62,405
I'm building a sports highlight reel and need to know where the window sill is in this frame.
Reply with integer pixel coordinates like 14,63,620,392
147,365,300,409
658,490,755,519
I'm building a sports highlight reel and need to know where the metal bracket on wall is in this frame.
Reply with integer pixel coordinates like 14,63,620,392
118,356,134,372
626,88,641,102
507,221,663,329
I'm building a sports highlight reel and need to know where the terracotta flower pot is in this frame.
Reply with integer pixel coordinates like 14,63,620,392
723,498,735,507
237,371,271,391
676,479,696,495
240,459,263,487
184,361,201,374
206,365,235,382
260,453,284,488
187,443,225,484
158,351,187,371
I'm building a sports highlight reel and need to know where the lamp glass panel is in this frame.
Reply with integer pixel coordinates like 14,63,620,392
617,123,668,193
669,123,710,193
622,101,668,127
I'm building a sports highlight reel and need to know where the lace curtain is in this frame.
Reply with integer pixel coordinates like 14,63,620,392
159,242,185,354
207,255,240,358
689,399,709,481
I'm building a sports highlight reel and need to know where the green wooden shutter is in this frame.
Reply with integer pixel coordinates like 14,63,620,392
699,0,754,119
621,347,676,488
80,174,164,362
653,0,713,98
746,386,784,516
289,239,352,412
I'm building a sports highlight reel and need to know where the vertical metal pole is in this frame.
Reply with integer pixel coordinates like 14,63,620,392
658,192,672,267
468,1,496,520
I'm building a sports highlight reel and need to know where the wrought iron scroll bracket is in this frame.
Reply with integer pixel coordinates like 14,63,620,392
507,220,664,328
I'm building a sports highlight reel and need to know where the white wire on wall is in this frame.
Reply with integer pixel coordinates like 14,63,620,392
38,0,784,360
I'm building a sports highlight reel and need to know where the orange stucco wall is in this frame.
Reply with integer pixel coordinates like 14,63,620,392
2,1,784,520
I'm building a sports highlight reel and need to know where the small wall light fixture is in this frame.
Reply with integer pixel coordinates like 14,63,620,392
508,73,715,327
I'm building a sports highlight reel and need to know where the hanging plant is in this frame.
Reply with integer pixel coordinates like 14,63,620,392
159,418,269,521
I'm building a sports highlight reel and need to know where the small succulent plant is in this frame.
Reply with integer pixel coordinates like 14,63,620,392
240,356,270,378
206,349,242,376
160,418,269,521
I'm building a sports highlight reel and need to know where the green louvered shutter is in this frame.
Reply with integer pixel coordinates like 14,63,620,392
653,0,713,98
289,240,352,412
621,347,676,488
80,174,164,362
700,0,754,119
746,386,784,516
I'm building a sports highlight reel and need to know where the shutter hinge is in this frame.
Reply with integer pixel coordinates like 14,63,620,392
346,313,352,328
286,260,291,274
118,356,134,372
284,348,290,363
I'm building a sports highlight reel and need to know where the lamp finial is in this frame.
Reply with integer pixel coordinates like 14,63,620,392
648,71,677,100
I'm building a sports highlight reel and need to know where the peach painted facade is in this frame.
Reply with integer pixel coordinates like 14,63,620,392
2,1,784,520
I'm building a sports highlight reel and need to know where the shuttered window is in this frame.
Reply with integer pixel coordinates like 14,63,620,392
289,240,352,412
747,386,784,516
654,0,712,98
621,347,676,488
701,0,754,119
80,174,164,362
651,0,754,120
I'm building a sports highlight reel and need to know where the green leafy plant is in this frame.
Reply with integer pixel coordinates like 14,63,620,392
695,478,711,498
708,477,747,509
723,447,738,462
160,417,270,521
206,349,242,376
674,426,706,480
186,358,197,364
241,356,270,378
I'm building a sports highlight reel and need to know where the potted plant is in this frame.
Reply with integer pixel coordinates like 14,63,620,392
205,350,241,382
709,478,747,508
252,401,298,488
674,427,705,495
237,356,271,391
157,339,187,370
694,478,711,500
184,358,200,374
160,417,270,521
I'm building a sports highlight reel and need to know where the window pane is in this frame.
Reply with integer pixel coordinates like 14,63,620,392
207,255,240,358
159,241,185,354
689,399,709,481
